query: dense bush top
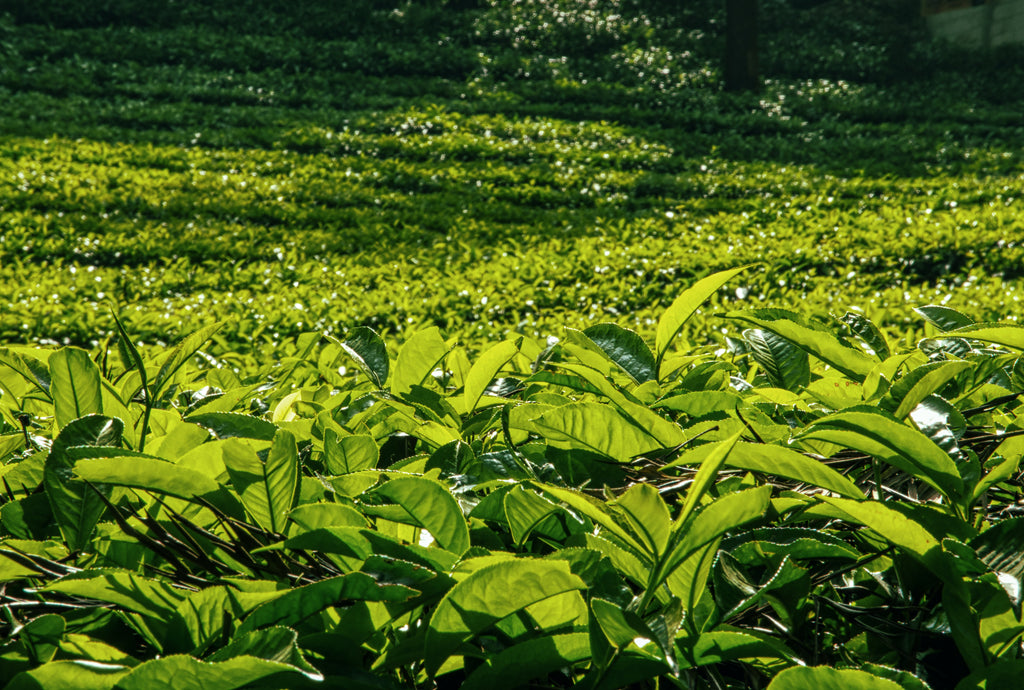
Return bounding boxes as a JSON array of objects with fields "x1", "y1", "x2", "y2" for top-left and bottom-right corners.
[
  {"x1": 0, "y1": 0, "x2": 1022, "y2": 361},
  {"x1": 1, "y1": 271, "x2": 1024, "y2": 689}
]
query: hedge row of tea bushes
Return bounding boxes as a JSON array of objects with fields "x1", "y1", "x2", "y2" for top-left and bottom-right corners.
[
  {"x1": 0, "y1": 0, "x2": 1022, "y2": 362},
  {"x1": 1, "y1": 268, "x2": 1024, "y2": 689}
]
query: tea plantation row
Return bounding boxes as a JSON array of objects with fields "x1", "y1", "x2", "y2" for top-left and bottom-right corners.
[{"x1": 0, "y1": 0, "x2": 1022, "y2": 362}]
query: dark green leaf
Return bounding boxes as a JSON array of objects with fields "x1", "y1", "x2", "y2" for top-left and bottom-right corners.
[
  {"x1": 337, "y1": 326, "x2": 389, "y2": 388},
  {"x1": 840, "y1": 312, "x2": 891, "y2": 360},
  {"x1": 955, "y1": 660, "x2": 1024, "y2": 690},
  {"x1": 19, "y1": 613, "x2": 65, "y2": 664},
  {"x1": 503, "y1": 485, "x2": 575, "y2": 547},
  {"x1": 972, "y1": 518, "x2": 1024, "y2": 581},
  {"x1": 583, "y1": 323, "x2": 657, "y2": 384},
  {"x1": 425, "y1": 440, "x2": 475, "y2": 474},
  {"x1": 916, "y1": 305, "x2": 975, "y2": 332},
  {"x1": 742, "y1": 328, "x2": 810, "y2": 392},
  {"x1": 45, "y1": 415, "x2": 123, "y2": 552},
  {"x1": 461, "y1": 633, "x2": 591, "y2": 690}
]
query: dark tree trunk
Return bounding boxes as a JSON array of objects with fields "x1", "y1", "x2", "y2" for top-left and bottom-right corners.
[{"x1": 724, "y1": 0, "x2": 760, "y2": 92}]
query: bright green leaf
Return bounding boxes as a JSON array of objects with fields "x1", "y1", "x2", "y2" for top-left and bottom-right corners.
[
  {"x1": 5, "y1": 660, "x2": 128, "y2": 690},
  {"x1": 766, "y1": 665, "x2": 906, "y2": 689},
  {"x1": 531, "y1": 402, "x2": 663, "y2": 461},
  {"x1": 49, "y1": 348, "x2": 103, "y2": 429},
  {"x1": 727, "y1": 311, "x2": 877, "y2": 381},
  {"x1": 373, "y1": 476, "x2": 470, "y2": 555},
  {"x1": 656, "y1": 265, "x2": 751, "y2": 377},
  {"x1": 222, "y1": 430, "x2": 299, "y2": 534},
  {"x1": 238, "y1": 572, "x2": 415, "y2": 634},
  {"x1": 464, "y1": 338, "x2": 521, "y2": 414},
  {"x1": 799, "y1": 409, "x2": 963, "y2": 502},
  {"x1": 115, "y1": 654, "x2": 319, "y2": 690},
  {"x1": 613, "y1": 483, "x2": 671, "y2": 557},
  {"x1": 665, "y1": 440, "x2": 864, "y2": 499},
  {"x1": 151, "y1": 323, "x2": 223, "y2": 401},
  {"x1": 425, "y1": 559, "x2": 586, "y2": 674},
  {"x1": 323, "y1": 430, "x2": 378, "y2": 474},
  {"x1": 391, "y1": 327, "x2": 448, "y2": 396}
]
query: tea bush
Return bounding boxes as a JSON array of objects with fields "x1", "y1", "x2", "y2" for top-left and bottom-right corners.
[{"x1": 1, "y1": 269, "x2": 1023, "y2": 689}]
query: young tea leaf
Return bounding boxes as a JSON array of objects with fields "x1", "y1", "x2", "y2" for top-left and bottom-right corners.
[
  {"x1": 464, "y1": 338, "x2": 521, "y2": 414},
  {"x1": 530, "y1": 401, "x2": 664, "y2": 462},
  {"x1": 114, "y1": 654, "x2": 322, "y2": 690},
  {"x1": 323, "y1": 430, "x2": 379, "y2": 474},
  {"x1": 151, "y1": 323, "x2": 224, "y2": 401},
  {"x1": 656, "y1": 265, "x2": 751, "y2": 378},
  {"x1": 766, "y1": 665, "x2": 907, "y2": 689},
  {"x1": 390, "y1": 327, "x2": 448, "y2": 396},
  {"x1": 727, "y1": 311, "x2": 876, "y2": 381},
  {"x1": 664, "y1": 440, "x2": 864, "y2": 499},
  {"x1": 915, "y1": 305, "x2": 975, "y2": 332},
  {"x1": 49, "y1": 347, "x2": 104, "y2": 429},
  {"x1": 799, "y1": 409, "x2": 964, "y2": 503},
  {"x1": 222, "y1": 430, "x2": 300, "y2": 534}
]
